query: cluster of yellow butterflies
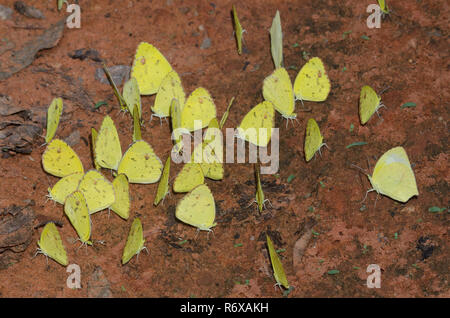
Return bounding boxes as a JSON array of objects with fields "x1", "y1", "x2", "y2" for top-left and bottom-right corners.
[{"x1": 36, "y1": 1, "x2": 417, "y2": 293}]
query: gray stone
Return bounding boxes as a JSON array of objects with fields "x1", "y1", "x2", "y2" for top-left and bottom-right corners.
[
  {"x1": 0, "y1": 5, "x2": 13, "y2": 20},
  {"x1": 95, "y1": 65, "x2": 130, "y2": 86}
]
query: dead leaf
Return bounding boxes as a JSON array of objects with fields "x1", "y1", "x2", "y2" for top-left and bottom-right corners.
[
  {"x1": 0, "y1": 19, "x2": 65, "y2": 81},
  {"x1": 293, "y1": 217, "x2": 317, "y2": 272}
]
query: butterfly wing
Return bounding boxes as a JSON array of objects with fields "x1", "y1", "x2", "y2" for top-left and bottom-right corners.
[
  {"x1": 232, "y1": 5, "x2": 243, "y2": 55},
  {"x1": 110, "y1": 174, "x2": 130, "y2": 219},
  {"x1": 153, "y1": 70, "x2": 186, "y2": 118},
  {"x1": 95, "y1": 115, "x2": 122, "y2": 170},
  {"x1": 45, "y1": 97, "x2": 63, "y2": 144},
  {"x1": 130, "y1": 42, "x2": 173, "y2": 95},
  {"x1": 78, "y1": 170, "x2": 115, "y2": 214},
  {"x1": 369, "y1": 147, "x2": 418, "y2": 202},
  {"x1": 42, "y1": 139, "x2": 84, "y2": 177},
  {"x1": 154, "y1": 156, "x2": 171, "y2": 206},
  {"x1": 262, "y1": 67, "x2": 295, "y2": 118},
  {"x1": 359, "y1": 85, "x2": 381, "y2": 125},
  {"x1": 38, "y1": 222, "x2": 68, "y2": 266},
  {"x1": 175, "y1": 184, "x2": 216, "y2": 231},
  {"x1": 173, "y1": 162, "x2": 205, "y2": 193},
  {"x1": 48, "y1": 172, "x2": 84, "y2": 204},
  {"x1": 181, "y1": 87, "x2": 217, "y2": 132},
  {"x1": 122, "y1": 218, "x2": 146, "y2": 264},
  {"x1": 64, "y1": 191, "x2": 91, "y2": 244},
  {"x1": 293, "y1": 57, "x2": 330, "y2": 102},
  {"x1": 118, "y1": 140, "x2": 163, "y2": 184},
  {"x1": 269, "y1": 10, "x2": 283, "y2": 69},
  {"x1": 123, "y1": 77, "x2": 142, "y2": 118},
  {"x1": 304, "y1": 118, "x2": 323, "y2": 162},
  {"x1": 266, "y1": 235, "x2": 290, "y2": 289},
  {"x1": 91, "y1": 128, "x2": 101, "y2": 170},
  {"x1": 236, "y1": 101, "x2": 275, "y2": 147}
]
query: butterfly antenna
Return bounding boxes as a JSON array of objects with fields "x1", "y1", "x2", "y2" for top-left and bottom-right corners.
[
  {"x1": 378, "y1": 85, "x2": 390, "y2": 96},
  {"x1": 350, "y1": 163, "x2": 367, "y2": 174}
]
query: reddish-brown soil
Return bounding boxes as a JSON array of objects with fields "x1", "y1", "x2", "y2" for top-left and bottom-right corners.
[{"x1": 0, "y1": 0, "x2": 448, "y2": 297}]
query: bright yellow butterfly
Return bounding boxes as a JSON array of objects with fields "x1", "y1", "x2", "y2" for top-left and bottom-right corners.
[
  {"x1": 36, "y1": 222, "x2": 68, "y2": 266},
  {"x1": 47, "y1": 172, "x2": 83, "y2": 204},
  {"x1": 45, "y1": 97, "x2": 63, "y2": 144},
  {"x1": 366, "y1": 146, "x2": 418, "y2": 203},
  {"x1": 91, "y1": 128, "x2": 100, "y2": 170},
  {"x1": 180, "y1": 87, "x2": 217, "y2": 132},
  {"x1": 130, "y1": 42, "x2": 173, "y2": 95},
  {"x1": 232, "y1": 5, "x2": 244, "y2": 55},
  {"x1": 95, "y1": 115, "x2": 122, "y2": 171},
  {"x1": 304, "y1": 118, "x2": 328, "y2": 162},
  {"x1": 378, "y1": 0, "x2": 390, "y2": 14},
  {"x1": 173, "y1": 162, "x2": 205, "y2": 193},
  {"x1": 102, "y1": 63, "x2": 127, "y2": 112},
  {"x1": 152, "y1": 70, "x2": 186, "y2": 120},
  {"x1": 110, "y1": 174, "x2": 130, "y2": 220},
  {"x1": 254, "y1": 164, "x2": 269, "y2": 213},
  {"x1": 293, "y1": 57, "x2": 330, "y2": 102},
  {"x1": 154, "y1": 156, "x2": 171, "y2": 206},
  {"x1": 64, "y1": 191, "x2": 92, "y2": 246},
  {"x1": 176, "y1": 184, "x2": 217, "y2": 232},
  {"x1": 263, "y1": 67, "x2": 296, "y2": 120},
  {"x1": 42, "y1": 139, "x2": 84, "y2": 178},
  {"x1": 236, "y1": 101, "x2": 275, "y2": 147},
  {"x1": 132, "y1": 104, "x2": 142, "y2": 142},
  {"x1": 266, "y1": 234, "x2": 290, "y2": 289},
  {"x1": 122, "y1": 218, "x2": 147, "y2": 265},
  {"x1": 123, "y1": 77, "x2": 142, "y2": 118},
  {"x1": 170, "y1": 98, "x2": 188, "y2": 153},
  {"x1": 359, "y1": 85, "x2": 385, "y2": 125},
  {"x1": 219, "y1": 96, "x2": 235, "y2": 129},
  {"x1": 118, "y1": 140, "x2": 163, "y2": 184},
  {"x1": 77, "y1": 170, "x2": 115, "y2": 214},
  {"x1": 190, "y1": 118, "x2": 224, "y2": 180},
  {"x1": 269, "y1": 10, "x2": 283, "y2": 69}
]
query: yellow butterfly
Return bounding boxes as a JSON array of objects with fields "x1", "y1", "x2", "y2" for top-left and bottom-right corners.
[
  {"x1": 95, "y1": 115, "x2": 122, "y2": 171},
  {"x1": 45, "y1": 97, "x2": 63, "y2": 144},
  {"x1": 35, "y1": 222, "x2": 68, "y2": 266},
  {"x1": 47, "y1": 172, "x2": 84, "y2": 204},
  {"x1": 110, "y1": 174, "x2": 130, "y2": 220},
  {"x1": 91, "y1": 128, "x2": 100, "y2": 170},
  {"x1": 190, "y1": 118, "x2": 224, "y2": 180},
  {"x1": 42, "y1": 139, "x2": 84, "y2": 178},
  {"x1": 64, "y1": 191, "x2": 92, "y2": 246},
  {"x1": 122, "y1": 218, "x2": 148, "y2": 265},
  {"x1": 366, "y1": 146, "x2": 418, "y2": 203},
  {"x1": 359, "y1": 85, "x2": 386, "y2": 125},
  {"x1": 269, "y1": 10, "x2": 283, "y2": 69},
  {"x1": 378, "y1": 0, "x2": 390, "y2": 15},
  {"x1": 255, "y1": 164, "x2": 269, "y2": 213},
  {"x1": 77, "y1": 170, "x2": 115, "y2": 214},
  {"x1": 176, "y1": 184, "x2": 216, "y2": 232},
  {"x1": 266, "y1": 234, "x2": 290, "y2": 289},
  {"x1": 152, "y1": 70, "x2": 186, "y2": 120},
  {"x1": 130, "y1": 42, "x2": 173, "y2": 95},
  {"x1": 232, "y1": 5, "x2": 244, "y2": 55},
  {"x1": 293, "y1": 57, "x2": 331, "y2": 102},
  {"x1": 102, "y1": 63, "x2": 127, "y2": 112},
  {"x1": 304, "y1": 118, "x2": 328, "y2": 162},
  {"x1": 118, "y1": 140, "x2": 163, "y2": 184},
  {"x1": 173, "y1": 162, "x2": 205, "y2": 193},
  {"x1": 263, "y1": 67, "x2": 296, "y2": 121},
  {"x1": 236, "y1": 101, "x2": 275, "y2": 147},
  {"x1": 154, "y1": 156, "x2": 171, "y2": 206},
  {"x1": 180, "y1": 87, "x2": 217, "y2": 132},
  {"x1": 170, "y1": 98, "x2": 191, "y2": 153},
  {"x1": 219, "y1": 96, "x2": 235, "y2": 129},
  {"x1": 132, "y1": 104, "x2": 142, "y2": 142},
  {"x1": 123, "y1": 77, "x2": 142, "y2": 119}
]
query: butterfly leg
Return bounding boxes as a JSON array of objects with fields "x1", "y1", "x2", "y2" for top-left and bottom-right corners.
[
  {"x1": 273, "y1": 282, "x2": 283, "y2": 292},
  {"x1": 360, "y1": 188, "x2": 377, "y2": 204}
]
